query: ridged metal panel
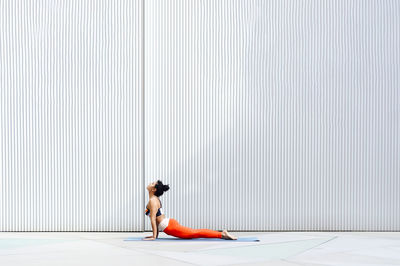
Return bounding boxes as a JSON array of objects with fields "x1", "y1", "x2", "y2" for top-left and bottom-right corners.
[
  {"x1": 144, "y1": 0, "x2": 399, "y2": 231},
  {"x1": 0, "y1": 0, "x2": 143, "y2": 231},
  {"x1": 1, "y1": 0, "x2": 399, "y2": 232}
]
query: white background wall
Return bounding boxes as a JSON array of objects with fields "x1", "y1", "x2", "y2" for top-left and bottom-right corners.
[
  {"x1": 1, "y1": 0, "x2": 399, "y2": 231},
  {"x1": 0, "y1": 0, "x2": 143, "y2": 231},
  {"x1": 144, "y1": 0, "x2": 399, "y2": 231}
]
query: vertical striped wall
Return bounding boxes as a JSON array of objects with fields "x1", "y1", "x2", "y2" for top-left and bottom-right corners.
[
  {"x1": 1, "y1": 0, "x2": 399, "y2": 232},
  {"x1": 144, "y1": 0, "x2": 399, "y2": 231},
  {"x1": 0, "y1": 0, "x2": 143, "y2": 231}
]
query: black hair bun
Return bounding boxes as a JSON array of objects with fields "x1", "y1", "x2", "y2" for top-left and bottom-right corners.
[
  {"x1": 163, "y1": 184, "x2": 170, "y2": 192},
  {"x1": 155, "y1": 180, "x2": 170, "y2": 197}
]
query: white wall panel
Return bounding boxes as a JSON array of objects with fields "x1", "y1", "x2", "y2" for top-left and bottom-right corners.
[
  {"x1": 144, "y1": 0, "x2": 399, "y2": 231},
  {"x1": 0, "y1": 0, "x2": 143, "y2": 231},
  {"x1": 1, "y1": 0, "x2": 399, "y2": 232}
]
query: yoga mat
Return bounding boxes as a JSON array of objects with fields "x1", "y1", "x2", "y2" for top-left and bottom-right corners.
[{"x1": 124, "y1": 237, "x2": 259, "y2": 242}]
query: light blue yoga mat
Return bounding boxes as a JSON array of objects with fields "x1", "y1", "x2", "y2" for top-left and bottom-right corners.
[{"x1": 124, "y1": 237, "x2": 259, "y2": 242}]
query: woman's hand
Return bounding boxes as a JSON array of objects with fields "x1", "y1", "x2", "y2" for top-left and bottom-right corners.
[
  {"x1": 143, "y1": 237, "x2": 156, "y2": 241},
  {"x1": 143, "y1": 235, "x2": 153, "y2": 238}
]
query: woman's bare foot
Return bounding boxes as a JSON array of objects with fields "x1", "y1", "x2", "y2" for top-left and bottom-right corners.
[{"x1": 221, "y1": 229, "x2": 238, "y2": 240}]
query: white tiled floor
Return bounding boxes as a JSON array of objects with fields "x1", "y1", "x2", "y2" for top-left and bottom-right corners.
[{"x1": 1, "y1": 232, "x2": 399, "y2": 266}]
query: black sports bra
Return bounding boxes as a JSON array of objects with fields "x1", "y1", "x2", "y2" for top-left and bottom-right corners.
[{"x1": 145, "y1": 198, "x2": 164, "y2": 217}]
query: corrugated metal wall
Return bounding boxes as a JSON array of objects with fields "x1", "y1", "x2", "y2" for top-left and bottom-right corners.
[
  {"x1": 1, "y1": 0, "x2": 399, "y2": 231},
  {"x1": 0, "y1": 0, "x2": 143, "y2": 231},
  {"x1": 144, "y1": 0, "x2": 399, "y2": 231}
]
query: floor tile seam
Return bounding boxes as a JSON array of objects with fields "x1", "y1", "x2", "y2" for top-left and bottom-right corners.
[
  {"x1": 283, "y1": 236, "x2": 338, "y2": 260},
  {"x1": 131, "y1": 245, "x2": 275, "y2": 266},
  {"x1": 193, "y1": 236, "x2": 338, "y2": 252},
  {"x1": 86, "y1": 238, "x2": 197, "y2": 265},
  {"x1": 222, "y1": 257, "x2": 294, "y2": 266},
  {"x1": 308, "y1": 242, "x2": 400, "y2": 255}
]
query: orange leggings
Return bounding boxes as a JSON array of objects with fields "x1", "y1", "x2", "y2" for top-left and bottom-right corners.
[{"x1": 163, "y1": 218, "x2": 222, "y2": 239}]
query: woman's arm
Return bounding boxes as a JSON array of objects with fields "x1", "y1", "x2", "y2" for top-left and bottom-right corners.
[{"x1": 149, "y1": 201, "x2": 158, "y2": 239}]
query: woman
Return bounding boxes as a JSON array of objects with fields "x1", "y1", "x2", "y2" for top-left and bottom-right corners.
[{"x1": 143, "y1": 180, "x2": 237, "y2": 240}]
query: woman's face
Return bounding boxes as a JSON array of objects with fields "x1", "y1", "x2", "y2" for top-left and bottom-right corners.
[{"x1": 147, "y1": 181, "x2": 157, "y2": 192}]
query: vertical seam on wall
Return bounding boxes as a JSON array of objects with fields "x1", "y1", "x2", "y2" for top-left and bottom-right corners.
[{"x1": 142, "y1": 0, "x2": 145, "y2": 232}]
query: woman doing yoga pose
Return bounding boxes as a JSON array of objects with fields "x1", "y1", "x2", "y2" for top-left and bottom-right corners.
[{"x1": 142, "y1": 180, "x2": 237, "y2": 240}]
